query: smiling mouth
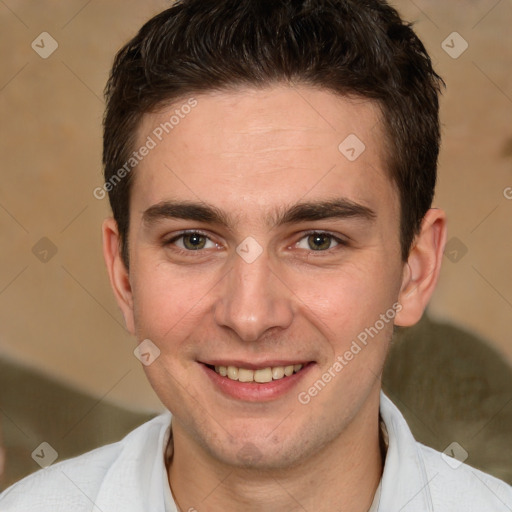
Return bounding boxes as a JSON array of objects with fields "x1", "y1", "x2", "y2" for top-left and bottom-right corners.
[{"x1": 205, "y1": 363, "x2": 307, "y2": 383}]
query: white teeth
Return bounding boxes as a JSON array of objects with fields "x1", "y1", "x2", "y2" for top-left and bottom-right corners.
[
  {"x1": 284, "y1": 365, "x2": 294, "y2": 377},
  {"x1": 254, "y1": 367, "x2": 273, "y2": 383},
  {"x1": 227, "y1": 366, "x2": 239, "y2": 380},
  {"x1": 213, "y1": 363, "x2": 304, "y2": 382},
  {"x1": 271, "y1": 366, "x2": 285, "y2": 380},
  {"x1": 238, "y1": 368, "x2": 254, "y2": 382}
]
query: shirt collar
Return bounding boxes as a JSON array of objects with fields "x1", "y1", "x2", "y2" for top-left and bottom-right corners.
[
  {"x1": 373, "y1": 391, "x2": 435, "y2": 511},
  {"x1": 96, "y1": 391, "x2": 434, "y2": 511}
]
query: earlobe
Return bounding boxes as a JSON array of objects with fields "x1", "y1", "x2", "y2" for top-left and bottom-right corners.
[
  {"x1": 395, "y1": 208, "x2": 447, "y2": 327},
  {"x1": 102, "y1": 217, "x2": 136, "y2": 334}
]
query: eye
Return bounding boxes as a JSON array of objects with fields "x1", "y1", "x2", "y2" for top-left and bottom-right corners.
[
  {"x1": 295, "y1": 232, "x2": 345, "y2": 251},
  {"x1": 167, "y1": 231, "x2": 217, "y2": 251}
]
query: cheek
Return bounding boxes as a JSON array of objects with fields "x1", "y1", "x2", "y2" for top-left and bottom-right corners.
[
  {"x1": 290, "y1": 256, "x2": 401, "y2": 349},
  {"x1": 131, "y1": 262, "x2": 214, "y2": 344}
]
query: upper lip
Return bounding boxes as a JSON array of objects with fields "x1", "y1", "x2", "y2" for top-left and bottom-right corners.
[{"x1": 200, "y1": 360, "x2": 312, "y2": 370}]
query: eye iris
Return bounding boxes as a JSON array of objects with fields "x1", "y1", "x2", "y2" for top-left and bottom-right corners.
[
  {"x1": 308, "y1": 233, "x2": 331, "y2": 251},
  {"x1": 183, "y1": 233, "x2": 206, "y2": 250}
]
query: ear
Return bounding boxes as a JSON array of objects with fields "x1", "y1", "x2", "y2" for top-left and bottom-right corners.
[
  {"x1": 394, "y1": 208, "x2": 447, "y2": 327},
  {"x1": 102, "y1": 217, "x2": 135, "y2": 334}
]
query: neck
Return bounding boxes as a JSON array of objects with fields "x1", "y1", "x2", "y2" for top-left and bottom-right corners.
[{"x1": 168, "y1": 392, "x2": 383, "y2": 512}]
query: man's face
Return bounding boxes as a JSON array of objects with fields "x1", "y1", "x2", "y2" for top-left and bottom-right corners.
[{"x1": 122, "y1": 86, "x2": 405, "y2": 468}]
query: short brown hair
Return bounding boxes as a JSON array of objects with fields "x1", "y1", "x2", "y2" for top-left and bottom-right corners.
[{"x1": 103, "y1": 0, "x2": 444, "y2": 268}]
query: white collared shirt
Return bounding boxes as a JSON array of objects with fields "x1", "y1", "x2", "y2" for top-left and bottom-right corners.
[{"x1": 1, "y1": 391, "x2": 511, "y2": 511}]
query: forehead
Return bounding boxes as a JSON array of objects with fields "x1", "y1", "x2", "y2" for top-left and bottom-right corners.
[{"x1": 130, "y1": 85, "x2": 396, "y2": 223}]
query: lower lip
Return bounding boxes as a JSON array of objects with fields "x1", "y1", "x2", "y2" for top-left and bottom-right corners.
[{"x1": 201, "y1": 363, "x2": 314, "y2": 402}]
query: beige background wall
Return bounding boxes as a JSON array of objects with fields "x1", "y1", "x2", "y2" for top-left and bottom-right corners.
[{"x1": 1, "y1": 0, "x2": 511, "y2": 413}]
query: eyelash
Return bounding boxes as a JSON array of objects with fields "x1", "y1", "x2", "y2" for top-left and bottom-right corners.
[{"x1": 163, "y1": 230, "x2": 348, "y2": 255}]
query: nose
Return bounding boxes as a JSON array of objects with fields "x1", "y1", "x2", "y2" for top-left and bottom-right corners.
[{"x1": 213, "y1": 247, "x2": 294, "y2": 342}]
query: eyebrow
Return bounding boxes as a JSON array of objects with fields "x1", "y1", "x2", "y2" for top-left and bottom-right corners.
[{"x1": 141, "y1": 197, "x2": 376, "y2": 230}]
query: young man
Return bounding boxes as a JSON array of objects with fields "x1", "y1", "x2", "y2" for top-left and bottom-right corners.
[{"x1": 1, "y1": 0, "x2": 511, "y2": 510}]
